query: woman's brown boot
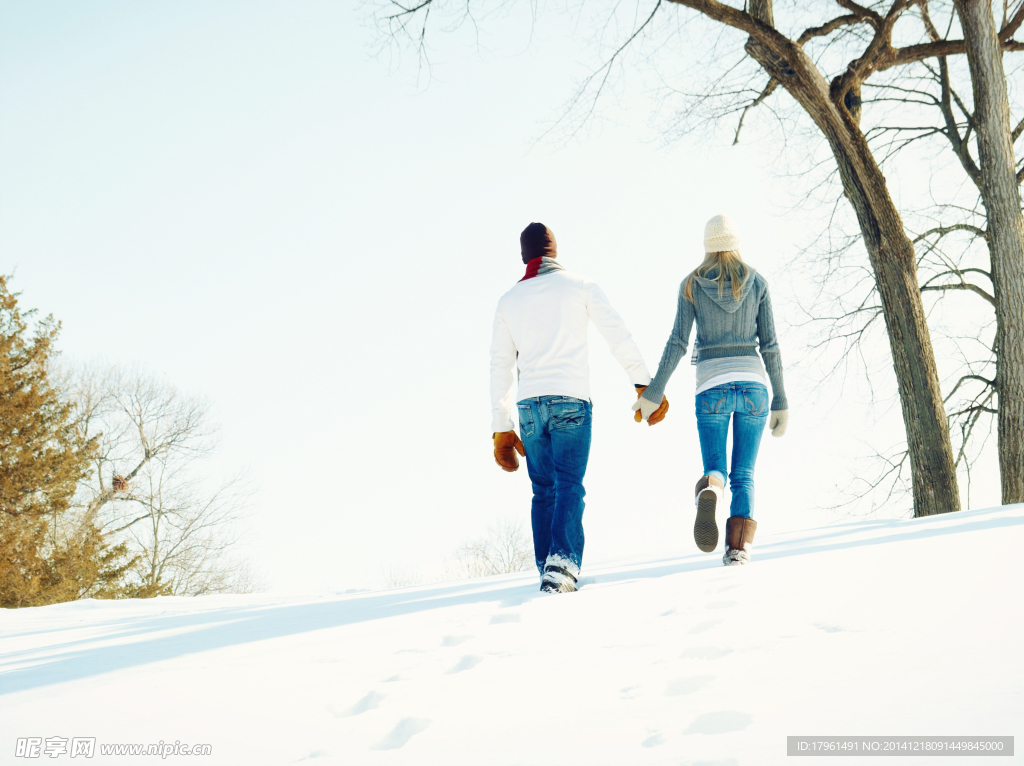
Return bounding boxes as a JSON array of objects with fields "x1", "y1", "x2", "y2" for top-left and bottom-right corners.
[
  {"x1": 723, "y1": 517, "x2": 757, "y2": 565},
  {"x1": 693, "y1": 475, "x2": 725, "y2": 552}
]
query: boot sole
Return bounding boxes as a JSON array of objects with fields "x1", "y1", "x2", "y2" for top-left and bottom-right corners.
[
  {"x1": 694, "y1": 490, "x2": 719, "y2": 552},
  {"x1": 540, "y1": 580, "x2": 577, "y2": 593}
]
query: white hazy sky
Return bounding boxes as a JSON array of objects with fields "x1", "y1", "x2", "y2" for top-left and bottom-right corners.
[{"x1": 0, "y1": 1, "x2": 999, "y2": 592}]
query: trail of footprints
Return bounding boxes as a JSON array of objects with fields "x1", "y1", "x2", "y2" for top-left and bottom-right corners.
[
  {"x1": 336, "y1": 607, "x2": 523, "y2": 751},
  {"x1": 336, "y1": 578, "x2": 758, "y2": 754},
  {"x1": 640, "y1": 577, "x2": 754, "y2": 750}
]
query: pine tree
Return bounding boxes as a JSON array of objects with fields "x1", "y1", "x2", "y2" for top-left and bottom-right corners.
[{"x1": 0, "y1": 276, "x2": 144, "y2": 607}]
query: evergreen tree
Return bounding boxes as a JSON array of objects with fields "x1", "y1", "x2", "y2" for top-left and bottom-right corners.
[{"x1": 0, "y1": 276, "x2": 145, "y2": 607}]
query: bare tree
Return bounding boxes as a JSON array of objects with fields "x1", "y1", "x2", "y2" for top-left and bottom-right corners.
[
  {"x1": 953, "y1": 0, "x2": 1024, "y2": 503},
  {"x1": 117, "y1": 463, "x2": 257, "y2": 596},
  {"x1": 662, "y1": 0, "x2": 976, "y2": 517},
  {"x1": 375, "y1": 0, "x2": 993, "y2": 517},
  {"x1": 447, "y1": 518, "x2": 533, "y2": 579},
  {"x1": 62, "y1": 363, "x2": 260, "y2": 595},
  {"x1": 772, "y1": 2, "x2": 1023, "y2": 507}
]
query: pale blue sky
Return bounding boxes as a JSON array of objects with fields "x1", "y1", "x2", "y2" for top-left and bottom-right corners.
[{"x1": 1, "y1": 1, "x2": 997, "y2": 591}]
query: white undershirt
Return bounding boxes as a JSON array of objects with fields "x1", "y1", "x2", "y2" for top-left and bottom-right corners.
[{"x1": 694, "y1": 356, "x2": 767, "y2": 395}]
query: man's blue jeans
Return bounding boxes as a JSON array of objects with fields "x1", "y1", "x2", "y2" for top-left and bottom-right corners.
[
  {"x1": 517, "y1": 395, "x2": 593, "y2": 574},
  {"x1": 695, "y1": 382, "x2": 769, "y2": 519}
]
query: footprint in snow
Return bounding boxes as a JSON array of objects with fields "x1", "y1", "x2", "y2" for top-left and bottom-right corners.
[
  {"x1": 689, "y1": 620, "x2": 724, "y2": 634},
  {"x1": 665, "y1": 675, "x2": 716, "y2": 696},
  {"x1": 679, "y1": 646, "x2": 732, "y2": 660},
  {"x1": 814, "y1": 623, "x2": 846, "y2": 633},
  {"x1": 334, "y1": 691, "x2": 384, "y2": 717},
  {"x1": 683, "y1": 711, "x2": 753, "y2": 735},
  {"x1": 441, "y1": 635, "x2": 472, "y2": 646},
  {"x1": 371, "y1": 718, "x2": 431, "y2": 750},
  {"x1": 490, "y1": 613, "x2": 521, "y2": 624},
  {"x1": 704, "y1": 583, "x2": 740, "y2": 595},
  {"x1": 660, "y1": 608, "x2": 678, "y2": 617},
  {"x1": 292, "y1": 750, "x2": 330, "y2": 762},
  {"x1": 446, "y1": 655, "x2": 483, "y2": 674},
  {"x1": 499, "y1": 594, "x2": 530, "y2": 608},
  {"x1": 705, "y1": 600, "x2": 738, "y2": 610},
  {"x1": 642, "y1": 732, "x2": 666, "y2": 748},
  {"x1": 619, "y1": 686, "x2": 639, "y2": 699},
  {"x1": 384, "y1": 674, "x2": 402, "y2": 682}
]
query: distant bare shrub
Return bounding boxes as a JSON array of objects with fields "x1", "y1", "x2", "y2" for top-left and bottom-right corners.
[
  {"x1": 447, "y1": 518, "x2": 533, "y2": 579},
  {"x1": 377, "y1": 519, "x2": 533, "y2": 590},
  {"x1": 379, "y1": 565, "x2": 423, "y2": 589}
]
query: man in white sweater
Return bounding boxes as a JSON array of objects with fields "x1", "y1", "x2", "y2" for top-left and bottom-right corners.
[{"x1": 490, "y1": 223, "x2": 668, "y2": 593}]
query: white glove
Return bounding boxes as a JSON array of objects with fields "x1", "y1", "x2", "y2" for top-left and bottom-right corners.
[
  {"x1": 631, "y1": 396, "x2": 660, "y2": 422},
  {"x1": 769, "y1": 410, "x2": 788, "y2": 437}
]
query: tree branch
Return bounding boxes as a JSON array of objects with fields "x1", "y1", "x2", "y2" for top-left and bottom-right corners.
[
  {"x1": 920, "y1": 281, "x2": 997, "y2": 305},
  {"x1": 1000, "y1": 1, "x2": 1024, "y2": 40},
  {"x1": 1011, "y1": 114, "x2": 1024, "y2": 142},
  {"x1": 106, "y1": 511, "x2": 154, "y2": 536},
  {"x1": 944, "y1": 373, "x2": 997, "y2": 403},
  {"x1": 884, "y1": 38, "x2": 1024, "y2": 71},
  {"x1": 835, "y1": 0, "x2": 883, "y2": 27},
  {"x1": 934, "y1": 56, "x2": 982, "y2": 185},
  {"x1": 733, "y1": 78, "x2": 779, "y2": 143},
  {"x1": 543, "y1": 0, "x2": 665, "y2": 141},
  {"x1": 665, "y1": 0, "x2": 785, "y2": 52},
  {"x1": 733, "y1": 11, "x2": 868, "y2": 143},
  {"x1": 798, "y1": 13, "x2": 863, "y2": 44},
  {"x1": 833, "y1": 1, "x2": 913, "y2": 100},
  {"x1": 913, "y1": 223, "x2": 988, "y2": 243}
]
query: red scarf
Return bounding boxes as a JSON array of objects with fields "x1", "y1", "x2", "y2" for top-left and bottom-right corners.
[{"x1": 519, "y1": 256, "x2": 565, "y2": 282}]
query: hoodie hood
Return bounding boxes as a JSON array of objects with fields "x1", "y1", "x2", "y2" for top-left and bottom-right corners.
[{"x1": 693, "y1": 270, "x2": 757, "y2": 314}]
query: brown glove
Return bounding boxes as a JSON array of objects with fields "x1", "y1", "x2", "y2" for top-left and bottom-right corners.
[
  {"x1": 493, "y1": 431, "x2": 526, "y2": 472},
  {"x1": 634, "y1": 386, "x2": 670, "y2": 426}
]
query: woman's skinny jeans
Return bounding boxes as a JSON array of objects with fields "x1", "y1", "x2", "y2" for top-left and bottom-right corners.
[{"x1": 695, "y1": 382, "x2": 769, "y2": 519}]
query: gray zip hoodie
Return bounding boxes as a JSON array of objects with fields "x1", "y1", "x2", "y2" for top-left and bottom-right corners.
[{"x1": 641, "y1": 269, "x2": 787, "y2": 412}]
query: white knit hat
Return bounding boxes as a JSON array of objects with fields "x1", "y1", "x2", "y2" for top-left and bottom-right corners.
[{"x1": 703, "y1": 214, "x2": 741, "y2": 253}]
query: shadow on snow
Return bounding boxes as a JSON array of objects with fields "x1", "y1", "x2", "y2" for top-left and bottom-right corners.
[{"x1": 1, "y1": 504, "x2": 1020, "y2": 696}]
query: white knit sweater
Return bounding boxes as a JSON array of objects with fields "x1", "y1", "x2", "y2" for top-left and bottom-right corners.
[{"x1": 489, "y1": 269, "x2": 651, "y2": 433}]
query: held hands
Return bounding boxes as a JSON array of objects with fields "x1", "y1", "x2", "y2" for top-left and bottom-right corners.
[
  {"x1": 769, "y1": 410, "x2": 789, "y2": 437},
  {"x1": 493, "y1": 431, "x2": 526, "y2": 472},
  {"x1": 632, "y1": 385, "x2": 669, "y2": 426}
]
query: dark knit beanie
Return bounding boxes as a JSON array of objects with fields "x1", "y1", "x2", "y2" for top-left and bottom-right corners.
[{"x1": 520, "y1": 223, "x2": 557, "y2": 263}]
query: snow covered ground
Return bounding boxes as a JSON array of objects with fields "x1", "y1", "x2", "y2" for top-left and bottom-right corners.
[{"x1": 2, "y1": 505, "x2": 1022, "y2": 766}]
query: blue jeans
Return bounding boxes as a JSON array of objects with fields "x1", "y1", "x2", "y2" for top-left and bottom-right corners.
[
  {"x1": 517, "y1": 395, "x2": 593, "y2": 574},
  {"x1": 695, "y1": 382, "x2": 769, "y2": 519}
]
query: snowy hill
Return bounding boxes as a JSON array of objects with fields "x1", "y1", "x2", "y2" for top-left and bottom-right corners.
[{"x1": 2, "y1": 505, "x2": 1022, "y2": 766}]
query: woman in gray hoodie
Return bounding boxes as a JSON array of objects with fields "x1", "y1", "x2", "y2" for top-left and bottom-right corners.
[{"x1": 633, "y1": 214, "x2": 788, "y2": 565}]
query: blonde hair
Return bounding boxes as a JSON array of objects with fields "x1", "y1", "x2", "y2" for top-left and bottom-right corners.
[{"x1": 683, "y1": 250, "x2": 753, "y2": 303}]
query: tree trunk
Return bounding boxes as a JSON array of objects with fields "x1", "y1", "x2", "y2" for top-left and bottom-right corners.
[
  {"x1": 956, "y1": 0, "x2": 1024, "y2": 504},
  {"x1": 741, "y1": 20, "x2": 961, "y2": 516},
  {"x1": 820, "y1": 113, "x2": 961, "y2": 517}
]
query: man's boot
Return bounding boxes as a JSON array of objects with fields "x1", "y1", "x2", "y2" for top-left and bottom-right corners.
[
  {"x1": 723, "y1": 516, "x2": 757, "y2": 566},
  {"x1": 693, "y1": 475, "x2": 725, "y2": 552},
  {"x1": 540, "y1": 555, "x2": 578, "y2": 593}
]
